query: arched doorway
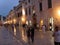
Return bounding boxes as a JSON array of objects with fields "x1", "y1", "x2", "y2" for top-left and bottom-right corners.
[{"x1": 49, "y1": 17, "x2": 54, "y2": 31}]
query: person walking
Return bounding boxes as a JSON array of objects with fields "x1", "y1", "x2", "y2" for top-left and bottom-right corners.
[
  {"x1": 42, "y1": 25, "x2": 46, "y2": 33},
  {"x1": 53, "y1": 26, "x2": 60, "y2": 45},
  {"x1": 26, "y1": 26, "x2": 31, "y2": 43},
  {"x1": 30, "y1": 26, "x2": 35, "y2": 43}
]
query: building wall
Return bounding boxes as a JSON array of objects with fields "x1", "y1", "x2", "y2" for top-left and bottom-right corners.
[
  {"x1": 5, "y1": 0, "x2": 60, "y2": 42},
  {"x1": 35, "y1": 0, "x2": 60, "y2": 30},
  {"x1": 7, "y1": 0, "x2": 60, "y2": 31}
]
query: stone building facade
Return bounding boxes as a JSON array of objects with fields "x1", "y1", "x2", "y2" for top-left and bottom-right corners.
[
  {"x1": 18, "y1": 0, "x2": 60, "y2": 31},
  {"x1": 6, "y1": 0, "x2": 60, "y2": 31},
  {"x1": 5, "y1": 0, "x2": 60, "y2": 42}
]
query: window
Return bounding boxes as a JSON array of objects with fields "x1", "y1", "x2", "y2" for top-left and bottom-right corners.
[
  {"x1": 17, "y1": 12, "x2": 22, "y2": 17},
  {"x1": 39, "y1": 3, "x2": 42, "y2": 11},
  {"x1": 48, "y1": 0, "x2": 52, "y2": 8},
  {"x1": 29, "y1": 8, "x2": 31, "y2": 15},
  {"x1": 18, "y1": 13, "x2": 20, "y2": 17},
  {"x1": 28, "y1": 0, "x2": 30, "y2": 3},
  {"x1": 25, "y1": 9, "x2": 27, "y2": 15}
]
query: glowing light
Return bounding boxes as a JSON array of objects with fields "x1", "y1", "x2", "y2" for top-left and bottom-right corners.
[
  {"x1": 13, "y1": 19, "x2": 16, "y2": 24},
  {"x1": 33, "y1": 10, "x2": 35, "y2": 14},
  {"x1": 26, "y1": 21, "x2": 28, "y2": 25},
  {"x1": 22, "y1": 8, "x2": 25, "y2": 16},
  {"x1": 21, "y1": 16, "x2": 26, "y2": 24},
  {"x1": 10, "y1": 20, "x2": 12, "y2": 23},
  {"x1": 40, "y1": 20, "x2": 43, "y2": 25},
  {"x1": 22, "y1": 29, "x2": 27, "y2": 42},
  {"x1": 29, "y1": 20, "x2": 32, "y2": 26},
  {"x1": 3, "y1": 21, "x2": 8, "y2": 24},
  {"x1": 14, "y1": 25, "x2": 16, "y2": 35},
  {"x1": 57, "y1": 10, "x2": 60, "y2": 15}
]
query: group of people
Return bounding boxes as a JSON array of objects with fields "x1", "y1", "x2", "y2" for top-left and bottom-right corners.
[
  {"x1": 23, "y1": 24, "x2": 60, "y2": 45},
  {"x1": 24, "y1": 25, "x2": 35, "y2": 43}
]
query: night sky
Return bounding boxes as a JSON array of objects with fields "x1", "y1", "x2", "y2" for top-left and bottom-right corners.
[{"x1": 0, "y1": 0, "x2": 19, "y2": 16}]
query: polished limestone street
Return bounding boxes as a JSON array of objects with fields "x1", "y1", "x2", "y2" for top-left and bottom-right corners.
[
  {"x1": 0, "y1": 26, "x2": 23, "y2": 45},
  {"x1": 0, "y1": 26, "x2": 54, "y2": 45}
]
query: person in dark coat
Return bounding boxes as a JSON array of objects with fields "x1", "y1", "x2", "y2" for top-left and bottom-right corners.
[
  {"x1": 26, "y1": 26, "x2": 31, "y2": 43},
  {"x1": 30, "y1": 26, "x2": 34, "y2": 43}
]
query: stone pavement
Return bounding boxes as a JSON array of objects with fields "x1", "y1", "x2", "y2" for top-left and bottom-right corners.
[
  {"x1": 0, "y1": 26, "x2": 54, "y2": 45},
  {"x1": 23, "y1": 30, "x2": 54, "y2": 45},
  {"x1": 0, "y1": 26, "x2": 23, "y2": 45},
  {"x1": 33, "y1": 30, "x2": 54, "y2": 45}
]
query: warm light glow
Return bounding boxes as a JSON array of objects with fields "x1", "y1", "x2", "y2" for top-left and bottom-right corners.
[
  {"x1": 21, "y1": 17, "x2": 25, "y2": 21},
  {"x1": 52, "y1": 7, "x2": 60, "y2": 28},
  {"x1": 40, "y1": 20, "x2": 43, "y2": 26},
  {"x1": 7, "y1": 21, "x2": 10, "y2": 24},
  {"x1": 29, "y1": 20, "x2": 32, "y2": 26},
  {"x1": 26, "y1": 21, "x2": 28, "y2": 25},
  {"x1": 53, "y1": 7, "x2": 60, "y2": 17},
  {"x1": 4, "y1": 20, "x2": 12, "y2": 24},
  {"x1": 22, "y1": 29, "x2": 27, "y2": 42},
  {"x1": 33, "y1": 10, "x2": 35, "y2": 14},
  {"x1": 50, "y1": 17, "x2": 53, "y2": 24},
  {"x1": 10, "y1": 20, "x2": 12, "y2": 23},
  {"x1": 22, "y1": 7, "x2": 25, "y2": 16},
  {"x1": 49, "y1": 17, "x2": 54, "y2": 31},
  {"x1": 13, "y1": 19, "x2": 16, "y2": 24},
  {"x1": 3, "y1": 21, "x2": 8, "y2": 24},
  {"x1": 21, "y1": 16, "x2": 26, "y2": 23},
  {"x1": 14, "y1": 25, "x2": 16, "y2": 35},
  {"x1": 21, "y1": 5, "x2": 26, "y2": 24},
  {"x1": 57, "y1": 10, "x2": 60, "y2": 15}
]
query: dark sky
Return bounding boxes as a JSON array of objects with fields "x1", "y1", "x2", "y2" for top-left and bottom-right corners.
[{"x1": 0, "y1": 0, "x2": 19, "y2": 16}]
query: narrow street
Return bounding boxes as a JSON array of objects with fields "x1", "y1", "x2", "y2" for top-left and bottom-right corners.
[
  {"x1": 0, "y1": 26, "x2": 54, "y2": 45},
  {"x1": 0, "y1": 0, "x2": 60, "y2": 45}
]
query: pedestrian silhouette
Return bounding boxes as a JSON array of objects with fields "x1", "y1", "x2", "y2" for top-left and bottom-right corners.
[
  {"x1": 26, "y1": 25, "x2": 35, "y2": 44},
  {"x1": 26, "y1": 26, "x2": 31, "y2": 43},
  {"x1": 30, "y1": 26, "x2": 34, "y2": 43},
  {"x1": 42, "y1": 25, "x2": 46, "y2": 33},
  {"x1": 53, "y1": 26, "x2": 60, "y2": 45}
]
